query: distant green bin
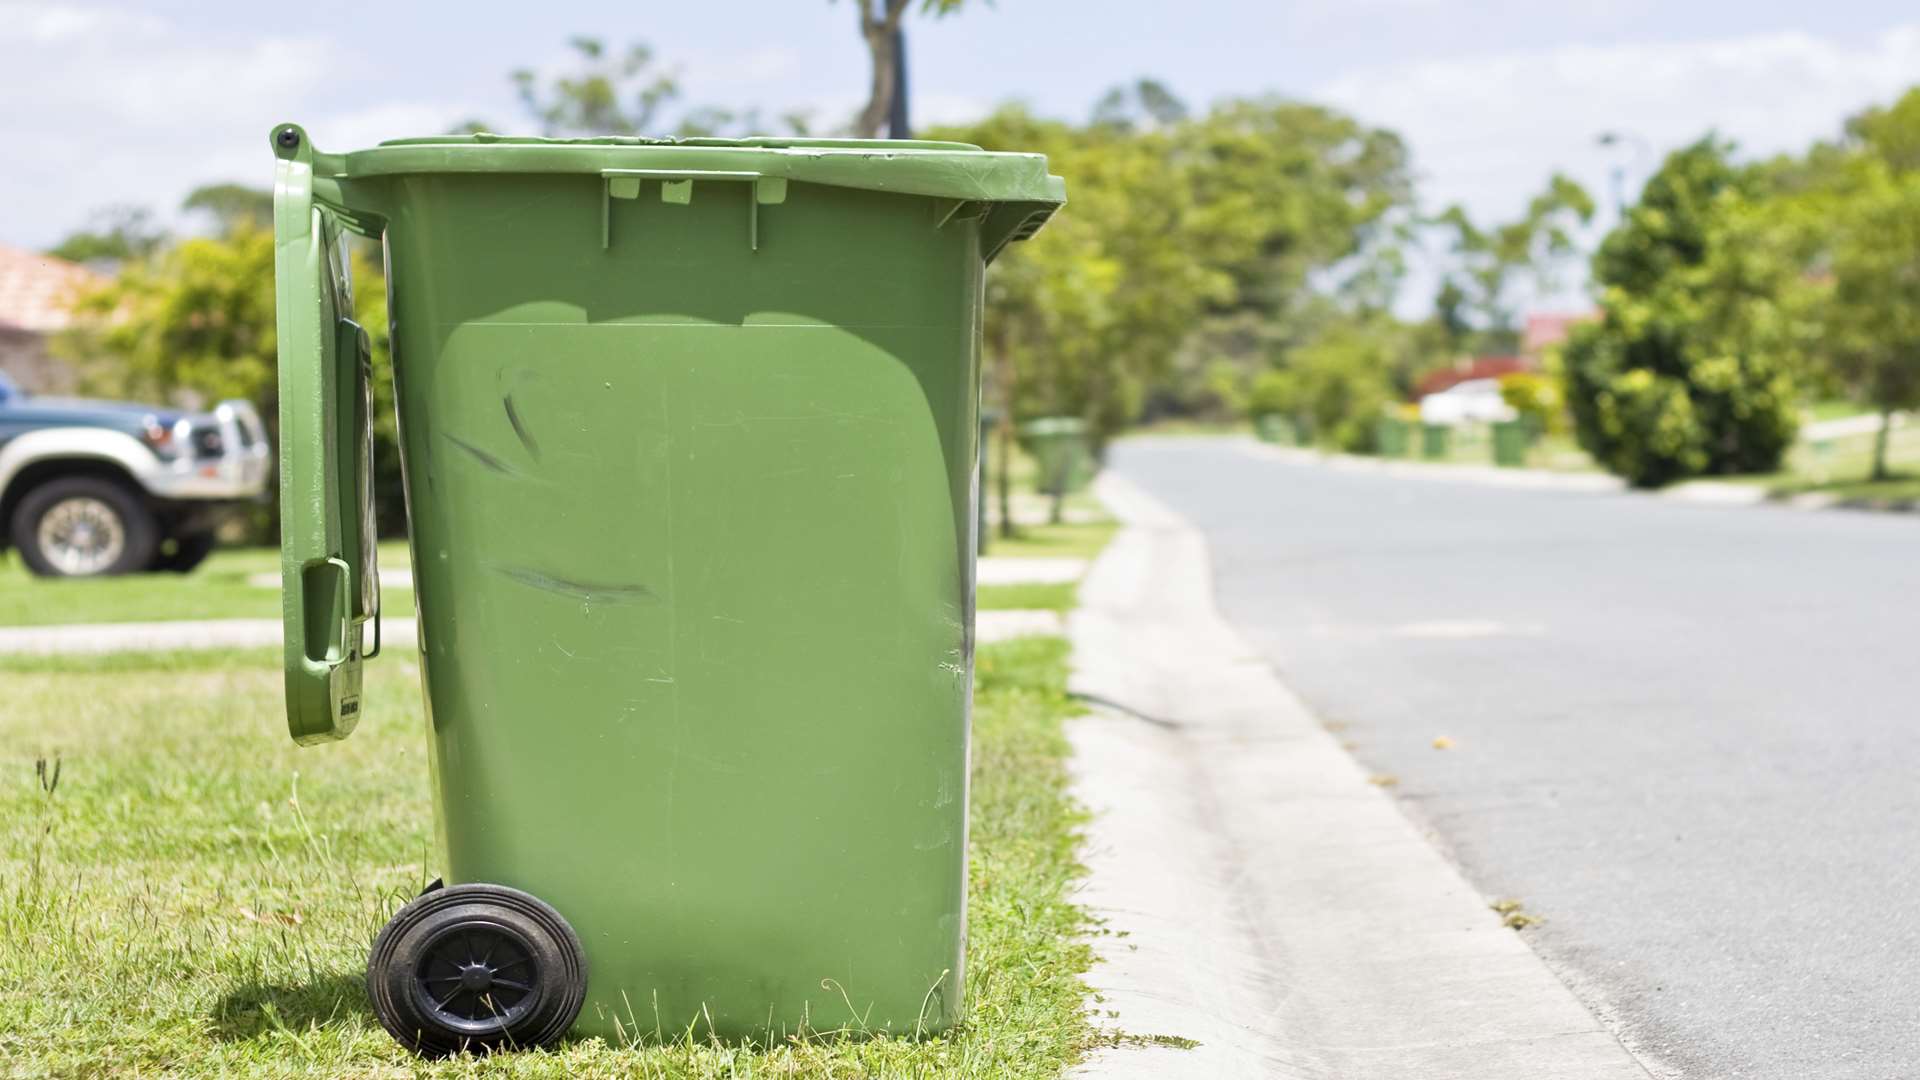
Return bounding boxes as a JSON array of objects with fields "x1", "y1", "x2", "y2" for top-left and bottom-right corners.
[
  {"x1": 978, "y1": 406, "x2": 1002, "y2": 554},
  {"x1": 1254, "y1": 413, "x2": 1292, "y2": 444},
  {"x1": 271, "y1": 124, "x2": 1063, "y2": 1054},
  {"x1": 1020, "y1": 416, "x2": 1095, "y2": 496},
  {"x1": 1421, "y1": 423, "x2": 1451, "y2": 460},
  {"x1": 1492, "y1": 418, "x2": 1531, "y2": 467},
  {"x1": 1375, "y1": 416, "x2": 1411, "y2": 457}
]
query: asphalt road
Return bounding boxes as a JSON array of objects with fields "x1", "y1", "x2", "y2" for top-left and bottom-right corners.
[{"x1": 1112, "y1": 438, "x2": 1920, "y2": 1080}]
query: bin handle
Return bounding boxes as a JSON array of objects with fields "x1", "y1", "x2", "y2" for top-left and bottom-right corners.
[
  {"x1": 598, "y1": 168, "x2": 788, "y2": 251},
  {"x1": 273, "y1": 123, "x2": 377, "y2": 743}
]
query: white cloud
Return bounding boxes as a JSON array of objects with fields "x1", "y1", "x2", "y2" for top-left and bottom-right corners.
[
  {"x1": 0, "y1": 1, "x2": 163, "y2": 43},
  {"x1": 1318, "y1": 24, "x2": 1920, "y2": 226},
  {"x1": 0, "y1": 4, "x2": 476, "y2": 250}
]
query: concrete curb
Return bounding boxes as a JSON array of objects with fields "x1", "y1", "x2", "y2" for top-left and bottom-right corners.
[
  {"x1": 1065, "y1": 473, "x2": 1652, "y2": 1079},
  {"x1": 1232, "y1": 436, "x2": 1920, "y2": 516}
]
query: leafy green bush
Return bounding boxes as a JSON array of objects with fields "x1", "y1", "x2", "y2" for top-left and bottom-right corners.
[
  {"x1": 1255, "y1": 326, "x2": 1397, "y2": 452},
  {"x1": 1497, "y1": 371, "x2": 1565, "y2": 435},
  {"x1": 1563, "y1": 139, "x2": 1804, "y2": 486},
  {"x1": 61, "y1": 229, "x2": 406, "y2": 541}
]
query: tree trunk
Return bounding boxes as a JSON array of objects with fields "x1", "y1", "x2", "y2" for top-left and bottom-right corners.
[
  {"x1": 998, "y1": 399, "x2": 1016, "y2": 539},
  {"x1": 1871, "y1": 405, "x2": 1895, "y2": 481},
  {"x1": 852, "y1": 0, "x2": 908, "y2": 138},
  {"x1": 989, "y1": 325, "x2": 1018, "y2": 539}
]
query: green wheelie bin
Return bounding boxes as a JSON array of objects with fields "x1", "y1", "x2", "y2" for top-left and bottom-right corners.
[
  {"x1": 1491, "y1": 418, "x2": 1531, "y2": 467},
  {"x1": 1374, "y1": 415, "x2": 1410, "y2": 457},
  {"x1": 1420, "y1": 422, "x2": 1451, "y2": 460},
  {"x1": 1019, "y1": 416, "x2": 1093, "y2": 497},
  {"x1": 271, "y1": 124, "x2": 1064, "y2": 1055}
]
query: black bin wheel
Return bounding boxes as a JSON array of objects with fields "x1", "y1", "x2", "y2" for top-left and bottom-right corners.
[{"x1": 367, "y1": 882, "x2": 587, "y2": 1057}]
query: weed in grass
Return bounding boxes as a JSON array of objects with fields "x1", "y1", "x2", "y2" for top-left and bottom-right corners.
[{"x1": 1490, "y1": 898, "x2": 1542, "y2": 931}]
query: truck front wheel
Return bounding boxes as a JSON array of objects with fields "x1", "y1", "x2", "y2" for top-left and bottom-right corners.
[{"x1": 10, "y1": 476, "x2": 159, "y2": 578}]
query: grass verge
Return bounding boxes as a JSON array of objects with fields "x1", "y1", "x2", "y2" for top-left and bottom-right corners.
[
  {"x1": 981, "y1": 522, "x2": 1117, "y2": 561},
  {"x1": 977, "y1": 583, "x2": 1078, "y2": 612},
  {"x1": 0, "y1": 638, "x2": 1095, "y2": 1078},
  {"x1": 0, "y1": 542, "x2": 414, "y2": 627}
]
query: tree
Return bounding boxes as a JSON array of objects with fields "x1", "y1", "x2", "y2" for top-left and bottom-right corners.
[
  {"x1": 929, "y1": 105, "x2": 1236, "y2": 532},
  {"x1": 1177, "y1": 98, "x2": 1413, "y2": 319},
  {"x1": 1844, "y1": 86, "x2": 1920, "y2": 173},
  {"x1": 1564, "y1": 139, "x2": 1807, "y2": 486},
  {"x1": 56, "y1": 226, "x2": 404, "y2": 536},
  {"x1": 1159, "y1": 98, "x2": 1415, "y2": 416},
  {"x1": 47, "y1": 206, "x2": 165, "y2": 268},
  {"x1": 1090, "y1": 78, "x2": 1188, "y2": 132},
  {"x1": 512, "y1": 37, "x2": 681, "y2": 137},
  {"x1": 1255, "y1": 321, "x2": 1399, "y2": 452},
  {"x1": 841, "y1": 0, "x2": 969, "y2": 138},
  {"x1": 1820, "y1": 161, "x2": 1920, "y2": 479},
  {"x1": 504, "y1": 37, "x2": 806, "y2": 139},
  {"x1": 182, "y1": 183, "x2": 272, "y2": 234},
  {"x1": 1434, "y1": 174, "x2": 1595, "y2": 348}
]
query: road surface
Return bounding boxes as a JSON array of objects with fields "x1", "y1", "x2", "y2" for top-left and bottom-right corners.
[{"x1": 1112, "y1": 438, "x2": 1920, "y2": 1080}]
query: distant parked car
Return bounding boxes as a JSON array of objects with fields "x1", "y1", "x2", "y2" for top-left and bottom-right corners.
[
  {"x1": 1418, "y1": 378, "x2": 1518, "y2": 426},
  {"x1": 0, "y1": 371, "x2": 270, "y2": 577}
]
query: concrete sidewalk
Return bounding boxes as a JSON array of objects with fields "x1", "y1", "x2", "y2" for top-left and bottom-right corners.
[{"x1": 1066, "y1": 473, "x2": 1653, "y2": 1079}]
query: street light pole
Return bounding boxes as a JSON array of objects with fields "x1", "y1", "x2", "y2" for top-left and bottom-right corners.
[{"x1": 1596, "y1": 130, "x2": 1651, "y2": 217}]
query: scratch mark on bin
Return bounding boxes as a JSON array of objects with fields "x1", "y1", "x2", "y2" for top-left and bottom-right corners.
[
  {"x1": 503, "y1": 394, "x2": 541, "y2": 461},
  {"x1": 443, "y1": 432, "x2": 522, "y2": 477},
  {"x1": 493, "y1": 565, "x2": 659, "y2": 605}
]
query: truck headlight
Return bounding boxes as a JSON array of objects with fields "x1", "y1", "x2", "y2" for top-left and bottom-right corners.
[{"x1": 140, "y1": 416, "x2": 179, "y2": 458}]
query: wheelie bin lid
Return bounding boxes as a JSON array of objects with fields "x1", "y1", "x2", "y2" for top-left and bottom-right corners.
[
  {"x1": 277, "y1": 127, "x2": 1065, "y2": 259},
  {"x1": 302, "y1": 131, "x2": 1064, "y2": 205}
]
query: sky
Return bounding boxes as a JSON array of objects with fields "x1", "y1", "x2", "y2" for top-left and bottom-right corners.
[{"x1": 6, "y1": 0, "x2": 1920, "y2": 309}]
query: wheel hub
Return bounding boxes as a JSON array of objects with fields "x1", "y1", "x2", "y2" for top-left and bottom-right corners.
[
  {"x1": 458, "y1": 964, "x2": 494, "y2": 993},
  {"x1": 414, "y1": 922, "x2": 539, "y2": 1029},
  {"x1": 37, "y1": 495, "x2": 125, "y2": 575}
]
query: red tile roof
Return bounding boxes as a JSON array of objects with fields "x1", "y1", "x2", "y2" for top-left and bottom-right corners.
[
  {"x1": 1521, "y1": 311, "x2": 1598, "y2": 359},
  {"x1": 0, "y1": 245, "x2": 104, "y2": 334},
  {"x1": 1416, "y1": 356, "x2": 1531, "y2": 398}
]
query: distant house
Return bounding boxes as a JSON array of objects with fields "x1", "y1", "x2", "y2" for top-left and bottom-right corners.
[
  {"x1": 1415, "y1": 356, "x2": 1531, "y2": 399},
  {"x1": 1520, "y1": 310, "x2": 1598, "y2": 364},
  {"x1": 0, "y1": 244, "x2": 103, "y2": 394}
]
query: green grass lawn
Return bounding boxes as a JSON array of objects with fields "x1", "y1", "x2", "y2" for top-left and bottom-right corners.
[
  {"x1": 0, "y1": 542, "x2": 415, "y2": 628},
  {"x1": 981, "y1": 523, "x2": 1118, "y2": 562},
  {"x1": 3, "y1": 529, "x2": 1096, "y2": 626},
  {"x1": 1722, "y1": 413, "x2": 1920, "y2": 504},
  {"x1": 0, "y1": 636, "x2": 1097, "y2": 1078},
  {"x1": 976, "y1": 583, "x2": 1079, "y2": 612}
]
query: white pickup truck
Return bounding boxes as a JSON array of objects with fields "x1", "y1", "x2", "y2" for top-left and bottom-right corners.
[{"x1": 0, "y1": 371, "x2": 271, "y2": 576}]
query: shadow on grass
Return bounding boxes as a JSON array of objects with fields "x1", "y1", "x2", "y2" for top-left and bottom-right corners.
[{"x1": 209, "y1": 969, "x2": 373, "y2": 1041}]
